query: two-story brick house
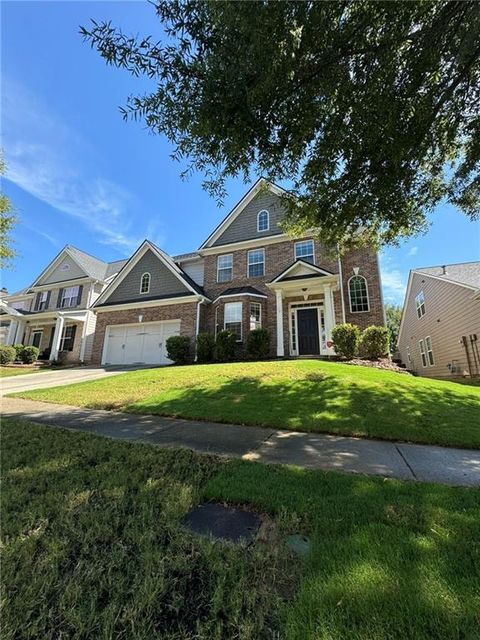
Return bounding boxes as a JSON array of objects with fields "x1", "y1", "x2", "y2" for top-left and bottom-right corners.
[
  {"x1": 89, "y1": 179, "x2": 385, "y2": 365},
  {"x1": 1, "y1": 246, "x2": 126, "y2": 362}
]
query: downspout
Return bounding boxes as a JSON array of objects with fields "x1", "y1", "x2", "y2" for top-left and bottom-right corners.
[
  {"x1": 195, "y1": 298, "x2": 205, "y2": 361},
  {"x1": 337, "y1": 245, "x2": 346, "y2": 323}
]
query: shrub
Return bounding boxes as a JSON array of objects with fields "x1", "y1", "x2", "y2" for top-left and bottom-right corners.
[
  {"x1": 246, "y1": 328, "x2": 271, "y2": 360},
  {"x1": 359, "y1": 325, "x2": 390, "y2": 360},
  {"x1": 0, "y1": 345, "x2": 16, "y2": 365},
  {"x1": 166, "y1": 335, "x2": 191, "y2": 365},
  {"x1": 196, "y1": 333, "x2": 215, "y2": 363},
  {"x1": 215, "y1": 330, "x2": 236, "y2": 362},
  {"x1": 21, "y1": 346, "x2": 40, "y2": 364},
  {"x1": 12, "y1": 344, "x2": 24, "y2": 361},
  {"x1": 331, "y1": 323, "x2": 360, "y2": 360}
]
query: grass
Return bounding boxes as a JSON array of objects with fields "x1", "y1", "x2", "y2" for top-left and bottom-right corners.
[
  {"x1": 0, "y1": 366, "x2": 46, "y2": 377},
  {"x1": 11, "y1": 359, "x2": 480, "y2": 448},
  {"x1": 2, "y1": 419, "x2": 479, "y2": 640}
]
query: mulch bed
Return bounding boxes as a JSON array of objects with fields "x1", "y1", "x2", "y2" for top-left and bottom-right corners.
[{"x1": 345, "y1": 358, "x2": 412, "y2": 374}]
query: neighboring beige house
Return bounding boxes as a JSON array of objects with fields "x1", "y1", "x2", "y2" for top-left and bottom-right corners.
[
  {"x1": 397, "y1": 262, "x2": 480, "y2": 379},
  {"x1": 0, "y1": 246, "x2": 126, "y2": 362}
]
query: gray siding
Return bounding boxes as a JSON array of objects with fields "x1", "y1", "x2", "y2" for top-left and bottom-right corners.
[
  {"x1": 212, "y1": 192, "x2": 286, "y2": 246},
  {"x1": 398, "y1": 272, "x2": 480, "y2": 378},
  {"x1": 105, "y1": 249, "x2": 190, "y2": 304},
  {"x1": 39, "y1": 257, "x2": 87, "y2": 284}
]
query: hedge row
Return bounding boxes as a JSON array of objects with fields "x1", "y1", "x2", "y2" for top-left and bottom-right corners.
[
  {"x1": 0, "y1": 344, "x2": 40, "y2": 365},
  {"x1": 331, "y1": 323, "x2": 389, "y2": 360}
]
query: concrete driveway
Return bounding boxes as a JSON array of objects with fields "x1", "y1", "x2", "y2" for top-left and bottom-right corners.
[{"x1": 0, "y1": 365, "x2": 144, "y2": 395}]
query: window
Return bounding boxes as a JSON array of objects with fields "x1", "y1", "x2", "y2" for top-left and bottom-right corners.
[
  {"x1": 419, "y1": 339, "x2": 427, "y2": 367},
  {"x1": 35, "y1": 291, "x2": 49, "y2": 311},
  {"x1": 425, "y1": 336, "x2": 435, "y2": 366},
  {"x1": 217, "y1": 254, "x2": 233, "y2": 282},
  {"x1": 250, "y1": 302, "x2": 262, "y2": 330},
  {"x1": 61, "y1": 286, "x2": 80, "y2": 308},
  {"x1": 247, "y1": 248, "x2": 265, "y2": 278},
  {"x1": 60, "y1": 325, "x2": 76, "y2": 352},
  {"x1": 349, "y1": 275, "x2": 369, "y2": 312},
  {"x1": 415, "y1": 291, "x2": 425, "y2": 318},
  {"x1": 140, "y1": 272, "x2": 150, "y2": 294},
  {"x1": 224, "y1": 301, "x2": 242, "y2": 341},
  {"x1": 295, "y1": 240, "x2": 314, "y2": 264},
  {"x1": 257, "y1": 209, "x2": 269, "y2": 232}
]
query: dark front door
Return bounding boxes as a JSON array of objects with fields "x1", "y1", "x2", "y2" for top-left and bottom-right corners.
[{"x1": 297, "y1": 309, "x2": 320, "y2": 355}]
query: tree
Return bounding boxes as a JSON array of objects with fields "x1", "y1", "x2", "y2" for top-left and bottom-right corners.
[
  {"x1": 81, "y1": 1, "x2": 480, "y2": 249},
  {"x1": 0, "y1": 155, "x2": 17, "y2": 268},
  {"x1": 385, "y1": 303, "x2": 403, "y2": 353}
]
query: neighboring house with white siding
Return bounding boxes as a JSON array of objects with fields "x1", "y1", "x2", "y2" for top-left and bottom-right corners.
[
  {"x1": 397, "y1": 262, "x2": 480, "y2": 379},
  {"x1": 0, "y1": 246, "x2": 126, "y2": 363}
]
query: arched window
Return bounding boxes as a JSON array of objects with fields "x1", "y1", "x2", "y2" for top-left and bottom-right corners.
[
  {"x1": 140, "y1": 272, "x2": 150, "y2": 294},
  {"x1": 348, "y1": 275, "x2": 369, "y2": 312},
  {"x1": 257, "y1": 209, "x2": 269, "y2": 232}
]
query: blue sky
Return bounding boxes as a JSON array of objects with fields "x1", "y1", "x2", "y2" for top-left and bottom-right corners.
[{"x1": 2, "y1": 1, "x2": 479, "y2": 303}]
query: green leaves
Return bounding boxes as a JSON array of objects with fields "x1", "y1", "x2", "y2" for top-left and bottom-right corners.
[{"x1": 81, "y1": 0, "x2": 480, "y2": 249}]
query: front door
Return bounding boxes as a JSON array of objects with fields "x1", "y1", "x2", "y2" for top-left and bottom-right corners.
[
  {"x1": 31, "y1": 331, "x2": 42, "y2": 349},
  {"x1": 297, "y1": 309, "x2": 320, "y2": 355}
]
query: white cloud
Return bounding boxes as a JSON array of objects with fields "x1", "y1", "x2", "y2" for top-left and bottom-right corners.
[
  {"x1": 3, "y1": 79, "x2": 164, "y2": 255},
  {"x1": 379, "y1": 252, "x2": 407, "y2": 305},
  {"x1": 407, "y1": 245, "x2": 418, "y2": 257}
]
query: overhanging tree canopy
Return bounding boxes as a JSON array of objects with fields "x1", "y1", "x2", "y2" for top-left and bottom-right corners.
[{"x1": 81, "y1": 0, "x2": 480, "y2": 249}]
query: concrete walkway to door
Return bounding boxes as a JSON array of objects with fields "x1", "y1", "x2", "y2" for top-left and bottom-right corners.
[{"x1": 2, "y1": 397, "x2": 479, "y2": 487}]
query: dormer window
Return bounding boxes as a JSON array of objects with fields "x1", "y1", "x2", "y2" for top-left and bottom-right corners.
[
  {"x1": 257, "y1": 210, "x2": 269, "y2": 232},
  {"x1": 140, "y1": 272, "x2": 151, "y2": 294}
]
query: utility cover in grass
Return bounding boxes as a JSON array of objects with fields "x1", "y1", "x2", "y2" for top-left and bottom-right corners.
[{"x1": 182, "y1": 503, "x2": 261, "y2": 544}]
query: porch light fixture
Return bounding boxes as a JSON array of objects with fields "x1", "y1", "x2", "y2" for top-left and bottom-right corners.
[{"x1": 138, "y1": 314, "x2": 144, "y2": 323}]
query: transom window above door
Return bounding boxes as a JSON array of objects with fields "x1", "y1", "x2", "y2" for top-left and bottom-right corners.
[
  {"x1": 294, "y1": 240, "x2": 314, "y2": 264},
  {"x1": 247, "y1": 248, "x2": 265, "y2": 277},
  {"x1": 257, "y1": 209, "x2": 269, "y2": 232},
  {"x1": 217, "y1": 254, "x2": 233, "y2": 282}
]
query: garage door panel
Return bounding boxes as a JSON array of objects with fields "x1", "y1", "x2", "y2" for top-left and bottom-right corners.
[{"x1": 104, "y1": 321, "x2": 181, "y2": 365}]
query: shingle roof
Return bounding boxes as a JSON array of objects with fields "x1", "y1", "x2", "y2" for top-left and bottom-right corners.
[
  {"x1": 415, "y1": 262, "x2": 480, "y2": 289},
  {"x1": 173, "y1": 252, "x2": 201, "y2": 262},
  {"x1": 217, "y1": 286, "x2": 267, "y2": 298},
  {"x1": 105, "y1": 259, "x2": 128, "y2": 279},
  {"x1": 65, "y1": 246, "x2": 127, "y2": 281}
]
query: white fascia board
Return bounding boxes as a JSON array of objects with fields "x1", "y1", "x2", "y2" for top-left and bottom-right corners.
[
  {"x1": 30, "y1": 246, "x2": 90, "y2": 287},
  {"x1": 271, "y1": 260, "x2": 334, "y2": 283},
  {"x1": 199, "y1": 179, "x2": 287, "y2": 249},
  {"x1": 199, "y1": 233, "x2": 289, "y2": 256},
  {"x1": 213, "y1": 292, "x2": 268, "y2": 303},
  {"x1": 94, "y1": 295, "x2": 201, "y2": 313},
  {"x1": 30, "y1": 276, "x2": 96, "y2": 291}
]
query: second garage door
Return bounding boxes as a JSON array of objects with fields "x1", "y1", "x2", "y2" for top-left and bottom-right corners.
[{"x1": 103, "y1": 320, "x2": 181, "y2": 366}]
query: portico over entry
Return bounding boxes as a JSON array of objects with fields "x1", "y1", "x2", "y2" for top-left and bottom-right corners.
[{"x1": 267, "y1": 260, "x2": 341, "y2": 357}]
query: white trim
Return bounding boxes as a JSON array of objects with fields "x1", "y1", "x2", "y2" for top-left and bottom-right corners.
[
  {"x1": 247, "y1": 247, "x2": 265, "y2": 278},
  {"x1": 348, "y1": 274, "x2": 370, "y2": 313},
  {"x1": 419, "y1": 338, "x2": 427, "y2": 367},
  {"x1": 200, "y1": 232, "x2": 289, "y2": 255},
  {"x1": 257, "y1": 209, "x2": 270, "y2": 232},
  {"x1": 288, "y1": 300, "x2": 326, "y2": 356},
  {"x1": 213, "y1": 291, "x2": 267, "y2": 303},
  {"x1": 415, "y1": 290, "x2": 426, "y2": 318},
  {"x1": 94, "y1": 241, "x2": 202, "y2": 307},
  {"x1": 140, "y1": 272, "x2": 151, "y2": 294},
  {"x1": 94, "y1": 295, "x2": 201, "y2": 313},
  {"x1": 275, "y1": 290, "x2": 284, "y2": 356},
  {"x1": 270, "y1": 259, "x2": 334, "y2": 284},
  {"x1": 31, "y1": 247, "x2": 92, "y2": 287},
  {"x1": 200, "y1": 178, "x2": 287, "y2": 249},
  {"x1": 425, "y1": 335, "x2": 435, "y2": 366},
  {"x1": 294, "y1": 239, "x2": 315, "y2": 264},
  {"x1": 217, "y1": 253, "x2": 233, "y2": 283},
  {"x1": 30, "y1": 276, "x2": 93, "y2": 292}
]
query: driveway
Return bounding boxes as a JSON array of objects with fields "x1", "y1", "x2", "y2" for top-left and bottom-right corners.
[
  {"x1": 3, "y1": 396, "x2": 480, "y2": 487},
  {"x1": 0, "y1": 366, "x2": 143, "y2": 395}
]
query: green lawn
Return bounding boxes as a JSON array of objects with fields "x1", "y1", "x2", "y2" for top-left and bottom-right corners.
[
  {"x1": 2, "y1": 419, "x2": 479, "y2": 640},
  {"x1": 11, "y1": 360, "x2": 480, "y2": 448},
  {"x1": 0, "y1": 366, "x2": 45, "y2": 377}
]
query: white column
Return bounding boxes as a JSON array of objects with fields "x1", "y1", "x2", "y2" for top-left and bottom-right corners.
[
  {"x1": 6, "y1": 319, "x2": 18, "y2": 345},
  {"x1": 323, "y1": 284, "x2": 336, "y2": 354},
  {"x1": 14, "y1": 320, "x2": 26, "y2": 344},
  {"x1": 49, "y1": 315, "x2": 65, "y2": 361},
  {"x1": 275, "y1": 289, "x2": 284, "y2": 357}
]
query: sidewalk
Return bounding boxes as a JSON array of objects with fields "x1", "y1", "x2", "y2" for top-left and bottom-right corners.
[{"x1": 2, "y1": 397, "x2": 479, "y2": 487}]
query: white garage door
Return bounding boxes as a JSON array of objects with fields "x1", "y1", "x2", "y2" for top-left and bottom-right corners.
[{"x1": 103, "y1": 320, "x2": 181, "y2": 365}]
